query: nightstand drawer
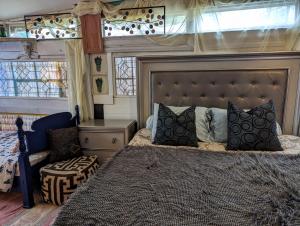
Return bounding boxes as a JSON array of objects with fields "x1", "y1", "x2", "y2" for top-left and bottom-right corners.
[{"x1": 79, "y1": 132, "x2": 124, "y2": 150}]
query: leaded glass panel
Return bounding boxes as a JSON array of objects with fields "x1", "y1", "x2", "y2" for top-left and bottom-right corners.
[
  {"x1": 0, "y1": 61, "x2": 68, "y2": 98},
  {"x1": 114, "y1": 57, "x2": 136, "y2": 96}
]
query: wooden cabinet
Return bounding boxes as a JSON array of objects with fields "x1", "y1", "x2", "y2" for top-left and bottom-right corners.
[
  {"x1": 80, "y1": 14, "x2": 103, "y2": 54},
  {"x1": 79, "y1": 119, "x2": 136, "y2": 163}
]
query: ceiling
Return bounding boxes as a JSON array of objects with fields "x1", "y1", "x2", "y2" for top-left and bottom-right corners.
[{"x1": 0, "y1": 0, "x2": 79, "y2": 20}]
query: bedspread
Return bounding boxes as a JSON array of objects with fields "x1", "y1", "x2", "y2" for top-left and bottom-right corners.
[
  {"x1": 0, "y1": 132, "x2": 19, "y2": 192},
  {"x1": 54, "y1": 145, "x2": 300, "y2": 226}
]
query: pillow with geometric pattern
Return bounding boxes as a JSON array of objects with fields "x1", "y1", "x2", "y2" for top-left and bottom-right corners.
[
  {"x1": 48, "y1": 127, "x2": 83, "y2": 163},
  {"x1": 226, "y1": 100, "x2": 283, "y2": 151},
  {"x1": 153, "y1": 104, "x2": 198, "y2": 147}
]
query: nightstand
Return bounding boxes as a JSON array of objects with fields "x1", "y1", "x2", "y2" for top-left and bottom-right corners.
[{"x1": 78, "y1": 119, "x2": 137, "y2": 163}]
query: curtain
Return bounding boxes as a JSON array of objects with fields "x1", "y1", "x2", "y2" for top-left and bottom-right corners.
[
  {"x1": 65, "y1": 39, "x2": 94, "y2": 121},
  {"x1": 73, "y1": 0, "x2": 300, "y2": 53}
]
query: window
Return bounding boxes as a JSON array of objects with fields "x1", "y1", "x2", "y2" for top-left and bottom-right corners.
[
  {"x1": 25, "y1": 13, "x2": 81, "y2": 40},
  {"x1": 8, "y1": 24, "x2": 27, "y2": 38},
  {"x1": 114, "y1": 57, "x2": 136, "y2": 96},
  {"x1": 103, "y1": 1, "x2": 296, "y2": 36},
  {"x1": 0, "y1": 61, "x2": 68, "y2": 98},
  {"x1": 103, "y1": 6, "x2": 166, "y2": 37},
  {"x1": 199, "y1": 3, "x2": 296, "y2": 33}
]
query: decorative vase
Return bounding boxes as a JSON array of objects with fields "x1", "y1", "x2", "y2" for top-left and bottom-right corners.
[
  {"x1": 94, "y1": 56, "x2": 102, "y2": 72},
  {"x1": 95, "y1": 78, "x2": 103, "y2": 93}
]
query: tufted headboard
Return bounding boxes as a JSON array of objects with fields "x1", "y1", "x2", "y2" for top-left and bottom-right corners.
[{"x1": 137, "y1": 53, "x2": 300, "y2": 134}]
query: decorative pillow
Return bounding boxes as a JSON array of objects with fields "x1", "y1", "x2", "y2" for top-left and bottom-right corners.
[
  {"x1": 208, "y1": 107, "x2": 283, "y2": 143},
  {"x1": 208, "y1": 108, "x2": 227, "y2": 143},
  {"x1": 48, "y1": 127, "x2": 83, "y2": 163},
  {"x1": 151, "y1": 103, "x2": 210, "y2": 142},
  {"x1": 226, "y1": 100, "x2": 283, "y2": 151},
  {"x1": 153, "y1": 104, "x2": 198, "y2": 147}
]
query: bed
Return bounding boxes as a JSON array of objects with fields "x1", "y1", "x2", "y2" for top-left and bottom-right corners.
[
  {"x1": 54, "y1": 52, "x2": 300, "y2": 225},
  {"x1": 0, "y1": 113, "x2": 46, "y2": 193},
  {"x1": 0, "y1": 107, "x2": 80, "y2": 208}
]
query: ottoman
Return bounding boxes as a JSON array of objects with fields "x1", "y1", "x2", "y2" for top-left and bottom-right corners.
[{"x1": 40, "y1": 155, "x2": 99, "y2": 205}]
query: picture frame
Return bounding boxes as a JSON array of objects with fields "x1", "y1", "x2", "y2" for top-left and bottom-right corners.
[
  {"x1": 93, "y1": 75, "x2": 108, "y2": 95},
  {"x1": 91, "y1": 54, "x2": 107, "y2": 74}
]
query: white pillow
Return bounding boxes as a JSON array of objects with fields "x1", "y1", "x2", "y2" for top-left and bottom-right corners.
[
  {"x1": 146, "y1": 115, "x2": 153, "y2": 129},
  {"x1": 276, "y1": 122, "x2": 283, "y2": 135},
  {"x1": 151, "y1": 103, "x2": 211, "y2": 142}
]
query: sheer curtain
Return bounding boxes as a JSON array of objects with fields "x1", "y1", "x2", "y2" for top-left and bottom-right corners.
[
  {"x1": 65, "y1": 39, "x2": 94, "y2": 121},
  {"x1": 73, "y1": 0, "x2": 300, "y2": 53}
]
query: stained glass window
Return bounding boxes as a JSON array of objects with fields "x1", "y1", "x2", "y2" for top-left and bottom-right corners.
[
  {"x1": 103, "y1": 6, "x2": 165, "y2": 37},
  {"x1": 0, "y1": 61, "x2": 68, "y2": 98},
  {"x1": 25, "y1": 13, "x2": 80, "y2": 40},
  {"x1": 114, "y1": 57, "x2": 136, "y2": 96}
]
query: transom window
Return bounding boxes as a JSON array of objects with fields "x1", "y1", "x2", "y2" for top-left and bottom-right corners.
[
  {"x1": 114, "y1": 57, "x2": 136, "y2": 96},
  {"x1": 199, "y1": 3, "x2": 296, "y2": 33},
  {"x1": 0, "y1": 61, "x2": 68, "y2": 98},
  {"x1": 103, "y1": 1, "x2": 296, "y2": 36}
]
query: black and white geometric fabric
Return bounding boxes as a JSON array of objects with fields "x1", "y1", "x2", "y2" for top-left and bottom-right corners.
[
  {"x1": 153, "y1": 104, "x2": 198, "y2": 147},
  {"x1": 0, "y1": 131, "x2": 19, "y2": 192},
  {"x1": 226, "y1": 100, "x2": 283, "y2": 151},
  {"x1": 40, "y1": 155, "x2": 99, "y2": 205}
]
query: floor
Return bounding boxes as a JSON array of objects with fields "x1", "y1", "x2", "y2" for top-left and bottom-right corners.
[{"x1": 0, "y1": 192, "x2": 60, "y2": 226}]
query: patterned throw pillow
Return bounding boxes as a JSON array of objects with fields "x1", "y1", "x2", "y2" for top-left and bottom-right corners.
[
  {"x1": 48, "y1": 127, "x2": 83, "y2": 163},
  {"x1": 153, "y1": 104, "x2": 198, "y2": 147},
  {"x1": 208, "y1": 108, "x2": 283, "y2": 144},
  {"x1": 226, "y1": 100, "x2": 283, "y2": 151},
  {"x1": 151, "y1": 103, "x2": 210, "y2": 142}
]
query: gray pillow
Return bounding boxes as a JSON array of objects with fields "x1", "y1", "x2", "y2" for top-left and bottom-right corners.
[
  {"x1": 151, "y1": 103, "x2": 210, "y2": 142},
  {"x1": 208, "y1": 107, "x2": 283, "y2": 143}
]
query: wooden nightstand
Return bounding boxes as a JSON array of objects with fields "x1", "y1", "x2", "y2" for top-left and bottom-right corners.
[{"x1": 78, "y1": 119, "x2": 136, "y2": 163}]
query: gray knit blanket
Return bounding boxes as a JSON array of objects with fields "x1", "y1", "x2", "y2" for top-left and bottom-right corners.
[{"x1": 54, "y1": 146, "x2": 300, "y2": 226}]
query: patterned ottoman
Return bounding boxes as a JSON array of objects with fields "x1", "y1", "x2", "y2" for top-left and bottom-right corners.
[{"x1": 40, "y1": 155, "x2": 99, "y2": 205}]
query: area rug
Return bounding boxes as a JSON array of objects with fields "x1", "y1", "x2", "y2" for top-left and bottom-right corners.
[{"x1": 0, "y1": 192, "x2": 60, "y2": 226}]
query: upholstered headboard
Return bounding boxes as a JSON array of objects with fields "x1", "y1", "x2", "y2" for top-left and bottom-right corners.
[{"x1": 137, "y1": 53, "x2": 300, "y2": 134}]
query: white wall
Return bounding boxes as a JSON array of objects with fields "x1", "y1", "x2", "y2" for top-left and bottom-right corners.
[{"x1": 104, "y1": 97, "x2": 137, "y2": 120}]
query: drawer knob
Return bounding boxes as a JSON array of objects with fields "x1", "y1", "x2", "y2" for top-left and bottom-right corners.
[
  {"x1": 84, "y1": 137, "x2": 89, "y2": 143},
  {"x1": 112, "y1": 137, "x2": 117, "y2": 144}
]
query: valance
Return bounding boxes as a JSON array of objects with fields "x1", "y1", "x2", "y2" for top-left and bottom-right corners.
[{"x1": 73, "y1": 0, "x2": 300, "y2": 52}]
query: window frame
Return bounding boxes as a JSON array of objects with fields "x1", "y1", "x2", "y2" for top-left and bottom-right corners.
[
  {"x1": 196, "y1": 1, "x2": 297, "y2": 33},
  {"x1": 112, "y1": 55, "x2": 137, "y2": 97},
  {"x1": 0, "y1": 59, "x2": 68, "y2": 100}
]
